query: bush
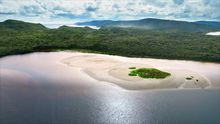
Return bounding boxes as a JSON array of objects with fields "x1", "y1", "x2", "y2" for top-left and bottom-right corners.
[{"x1": 128, "y1": 68, "x2": 171, "y2": 79}]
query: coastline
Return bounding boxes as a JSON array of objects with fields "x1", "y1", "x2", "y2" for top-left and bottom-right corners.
[{"x1": 1, "y1": 49, "x2": 220, "y2": 63}]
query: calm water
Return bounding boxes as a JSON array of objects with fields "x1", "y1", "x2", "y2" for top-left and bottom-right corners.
[{"x1": 0, "y1": 52, "x2": 220, "y2": 124}]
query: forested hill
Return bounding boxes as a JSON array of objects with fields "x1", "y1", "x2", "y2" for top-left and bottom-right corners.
[
  {"x1": 0, "y1": 19, "x2": 220, "y2": 62},
  {"x1": 0, "y1": 19, "x2": 47, "y2": 31},
  {"x1": 76, "y1": 18, "x2": 220, "y2": 31}
]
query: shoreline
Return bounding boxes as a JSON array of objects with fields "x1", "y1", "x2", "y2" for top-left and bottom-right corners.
[{"x1": 1, "y1": 49, "x2": 220, "y2": 64}]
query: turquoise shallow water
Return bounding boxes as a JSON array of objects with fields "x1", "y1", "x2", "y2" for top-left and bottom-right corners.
[{"x1": 0, "y1": 52, "x2": 220, "y2": 124}]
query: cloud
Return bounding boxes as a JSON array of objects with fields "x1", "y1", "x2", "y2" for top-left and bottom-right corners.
[
  {"x1": 86, "y1": 6, "x2": 97, "y2": 12},
  {"x1": 0, "y1": 12, "x2": 15, "y2": 15},
  {"x1": 0, "y1": 0, "x2": 219, "y2": 24},
  {"x1": 20, "y1": 5, "x2": 44, "y2": 16},
  {"x1": 173, "y1": 0, "x2": 184, "y2": 5}
]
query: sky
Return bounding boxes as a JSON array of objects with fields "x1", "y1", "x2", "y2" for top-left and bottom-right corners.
[{"x1": 0, "y1": 0, "x2": 220, "y2": 25}]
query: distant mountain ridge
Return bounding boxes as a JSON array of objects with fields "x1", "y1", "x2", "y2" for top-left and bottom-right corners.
[
  {"x1": 77, "y1": 20, "x2": 113, "y2": 27},
  {"x1": 76, "y1": 18, "x2": 220, "y2": 31},
  {"x1": 194, "y1": 21, "x2": 220, "y2": 27}
]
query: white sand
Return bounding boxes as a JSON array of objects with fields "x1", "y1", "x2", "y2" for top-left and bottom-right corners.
[
  {"x1": 62, "y1": 53, "x2": 212, "y2": 90},
  {"x1": 206, "y1": 31, "x2": 220, "y2": 36}
]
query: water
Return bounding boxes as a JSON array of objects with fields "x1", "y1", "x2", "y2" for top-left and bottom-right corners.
[{"x1": 0, "y1": 52, "x2": 220, "y2": 124}]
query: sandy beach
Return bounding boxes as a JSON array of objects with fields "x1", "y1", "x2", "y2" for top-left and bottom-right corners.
[{"x1": 61, "y1": 52, "x2": 218, "y2": 90}]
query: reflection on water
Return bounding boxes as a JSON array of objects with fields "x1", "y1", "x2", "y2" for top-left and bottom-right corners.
[
  {"x1": 1, "y1": 85, "x2": 220, "y2": 124},
  {"x1": 0, "y1": 52, "x2": 220, "y2": 124}
]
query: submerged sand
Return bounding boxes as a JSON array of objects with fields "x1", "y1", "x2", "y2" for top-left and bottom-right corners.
[{"x1": 62, "y1": 54, "x2": 211, "y2": 90}]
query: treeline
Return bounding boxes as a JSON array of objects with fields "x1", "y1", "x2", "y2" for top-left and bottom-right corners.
[{"x1": 0, "y1": 20, "x2": 220, "y2": 62}]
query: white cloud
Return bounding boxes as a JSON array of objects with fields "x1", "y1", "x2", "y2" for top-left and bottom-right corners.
[{"x1": 0, "y1": 0, "x2": 219, "y2": 24}]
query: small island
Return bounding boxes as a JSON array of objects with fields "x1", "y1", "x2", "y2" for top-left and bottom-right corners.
[{"x1": 128, "y1": 67, "x2": 171, "y2": 79}]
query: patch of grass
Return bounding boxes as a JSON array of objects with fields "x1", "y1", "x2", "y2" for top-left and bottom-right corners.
[
  {"x1": 128, "y1": 73, "x2": 137, "y2": 76},
  {"x1": 128, "y1": 68, "x2": 171, "y2": 79},
  {"x1": 186, "y1": 77, "x2": 193, "y2": 80},
  {"x1": 129, "y1": 67, "x2": 136, "y2": 69},
  {"x1": 186, "y1": 76, "x2": 195, "y2": 80}
]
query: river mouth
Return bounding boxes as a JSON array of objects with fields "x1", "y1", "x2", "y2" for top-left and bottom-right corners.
[{"x1": 0, "y1": 51, "x2": 220, "y2": 124}]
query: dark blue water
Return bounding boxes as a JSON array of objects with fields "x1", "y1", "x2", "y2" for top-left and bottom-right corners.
[{"x1": 0, "y1": 84, "x2": 220, "y2": 124}]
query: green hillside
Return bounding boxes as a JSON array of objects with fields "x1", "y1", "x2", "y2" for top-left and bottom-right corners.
[
  {"x1": 0, "y1": 20, "x2": 220, "y2": 62},
  {"x1": 0, "y1": 19, "x2": 47, "y2": 31}
]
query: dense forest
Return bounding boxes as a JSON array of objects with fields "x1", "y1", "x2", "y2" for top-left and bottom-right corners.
[{"x1": 0, "y1": 19, "x2": 220, "y2": 62}]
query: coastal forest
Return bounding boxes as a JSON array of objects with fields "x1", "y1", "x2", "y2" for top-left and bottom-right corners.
[{"x1": 0, "y1": 19, "x2": 220, "y2": 62}]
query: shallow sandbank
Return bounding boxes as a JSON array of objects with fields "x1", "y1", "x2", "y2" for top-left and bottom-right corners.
[{"x1": 62, "y1": 53, "x2": 211, "y2": 90}]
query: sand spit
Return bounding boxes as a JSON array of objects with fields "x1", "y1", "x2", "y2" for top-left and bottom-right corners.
[{"x1": 61, "y1": 54, "x2": 210, "y2": 90}]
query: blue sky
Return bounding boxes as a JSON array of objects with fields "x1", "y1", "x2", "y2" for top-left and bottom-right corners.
[{"x1": 0, "y1": 0, "x2": 219, "y2": 25}]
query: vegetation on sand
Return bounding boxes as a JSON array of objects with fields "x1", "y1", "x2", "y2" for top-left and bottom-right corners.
[
  {"x1": 186, "y1": 76, "x2": 194, "y2": 80},
  {"x1": 186, "y1": 77, "x2": 193, "y2": 80},
  {"x1": 129, "y1": 67, "x2": 136, "y2": 69},
  {"x1": 128, "y1": 67, "x2": 171, "y2": 79}
]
